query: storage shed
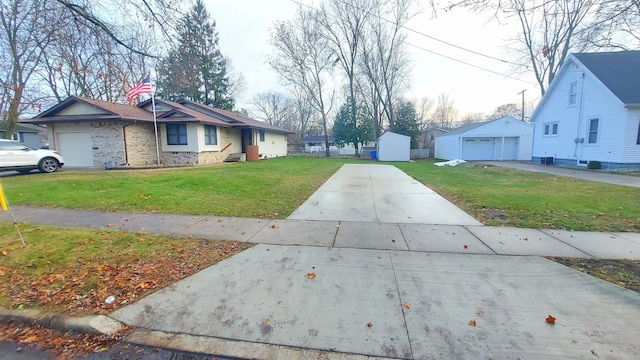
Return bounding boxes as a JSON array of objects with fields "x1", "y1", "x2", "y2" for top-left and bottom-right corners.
[
  {"x1": 434, "y1": 117, "x2": 533, "y2": 161},
  {"x1": 377, "y1": 131, "x2": 410, "y2": 161}
]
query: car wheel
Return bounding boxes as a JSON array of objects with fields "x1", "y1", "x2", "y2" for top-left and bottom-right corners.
[{"x1": 38, "y1": 157, "x2": 59, "y2": 173}]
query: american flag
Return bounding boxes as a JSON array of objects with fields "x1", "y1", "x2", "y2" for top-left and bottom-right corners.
[{"x1": 126, "y1": 74, "x2": 153, "y2": 101}]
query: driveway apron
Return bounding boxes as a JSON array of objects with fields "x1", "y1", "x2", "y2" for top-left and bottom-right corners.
[{"x1": 288, "y1": 164, "x2": 481, "y2": 225}]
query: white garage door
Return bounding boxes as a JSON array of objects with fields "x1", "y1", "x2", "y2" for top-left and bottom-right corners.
[
  {"x1": 57, "y1": 132, "x2": 94, "y2": 167},
  {"x1": 462, "y1": 137, "x2": 495, "y2": 160}
]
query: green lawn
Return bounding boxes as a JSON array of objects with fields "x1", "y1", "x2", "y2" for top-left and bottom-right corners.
[
  {"x1": 1, "y1": 157, "x2": 638, "y2": 231},
  {"x1": 0, "y1": 157, "x2": 357, "y2": 218},
  {"x1": 395, "y1": 161, "x2": 640, "y2": 232}
]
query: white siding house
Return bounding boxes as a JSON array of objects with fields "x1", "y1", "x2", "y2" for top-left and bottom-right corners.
[
  {"x1": 434, "y1": 117, "x2": 533, "y2": 161},
  {"x1": 530, "y1": 51, "x2": 640, "y2": 170},
  {"x1": 377, "y1": 131, "x2": 410, "y2": 161}
]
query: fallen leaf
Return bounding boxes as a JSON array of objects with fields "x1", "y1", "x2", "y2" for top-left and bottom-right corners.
[
  {"x1": 476, "y1": 311, "x2": 483, "y2": 317},
  {"x1": 2, "y1": 250, "x2": 7, "y2": 256},
  {"x1": 463, "y1": 245, "x2": 468, "y2": 249},
  {"x1": 367, "y1": 322, "x2": 373, "y2": 327},
  {"x1": 402, "y1": 302, "x2": 411, "y2": 309},
  {"x1": 264, "y1": 318, "x2": 270, "y2": 324},
  {"x1": 105, "y1": 223, "x2": 115, "y2": 227},
  {"x1": 546, "y1": 315, "x2": 556, "y2": 324},
  {"x1": 469, "y1": 319, "x2": 477, "y2": 326},
  {"x1": 270, "y1": 224, "x2": 278, "y2": 229},
  {"x1": 217, "y1": 219, "x2": 223, "y2": 222},
  {"x1": 307, "y1": 272, "x2": 316, "y2": 279}
]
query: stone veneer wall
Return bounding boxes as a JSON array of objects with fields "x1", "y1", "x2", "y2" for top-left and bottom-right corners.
[{"x1": 91, "y1": 123, "x2": 125, "y2": 166}]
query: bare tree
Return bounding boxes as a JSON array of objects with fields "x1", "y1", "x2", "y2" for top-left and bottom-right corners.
[
  {"x1": 1, "y1": 0, "x2": 64, "y2": 137},
  {"x1": 431, "y1": 93, "x2": 458, "y2": 129},
  {"x1": 446, "y1": 0, "x2": 637, "y2": 96},
  {"x1": 414, "y1": 96, "x2": 435, "y2": 130},
  {"x1": 269, "y1": 7, "x2": 336, "y2": 157},
  {"x1": 316, "y1": 0, "x2": 374, "y2": 154},
  {"x1": 358, "y1": 0, "x2": 415, "y2": 136},
  {"x1": 488, "y1": 103, "x2": 521, "y2": 120},
  {"x1": 252, "y1": 91, "x2": 296, "y2": 128}
]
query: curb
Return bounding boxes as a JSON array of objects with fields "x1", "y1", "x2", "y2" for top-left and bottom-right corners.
[{"x1": 0, "y1": 306, "x2": 124, "y2": 336}]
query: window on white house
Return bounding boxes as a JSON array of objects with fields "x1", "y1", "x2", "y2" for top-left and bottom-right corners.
[
  {"x1": 569, "y1": 81, "x2": 577, "y2": 106},
  {"x1": 166, "y1": 124, "x2": 187, "y2": 145},
  {"x1": 588, "y1": 118, "x2": 599, "y2": 144},
  {"x1": 259, "y1": 130, "x2": 265, "y2": 142},
  {"x1": 544, "y1": 122, "x2": 558, "y2": 136},
  {"x1": 204, "y1": 125, "x2": 217, "y2": 145}
]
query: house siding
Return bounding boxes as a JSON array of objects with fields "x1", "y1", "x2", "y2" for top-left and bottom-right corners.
[
  {"x1": 254, "y1": 130, "x2": 287, "y2": 158},
  {"x1": 532, "y1": 57, "x2": 640, "y2": 168},
  {"x1": 125, "y1": 123, "x2": 159, "y2": 166}
]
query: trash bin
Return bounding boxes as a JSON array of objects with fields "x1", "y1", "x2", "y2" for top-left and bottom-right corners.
[{"x1": 370, "y1": 150, "x2": 377, "y2": 159}]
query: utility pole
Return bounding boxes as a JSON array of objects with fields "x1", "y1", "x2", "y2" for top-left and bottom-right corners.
[{"x1": 518, "y1": 89, "x2": 526, "y2": 122}]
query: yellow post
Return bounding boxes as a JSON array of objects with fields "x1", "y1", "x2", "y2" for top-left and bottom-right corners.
[{"x1": 0, "y1": 183, "x2": 7, "y2": 211}]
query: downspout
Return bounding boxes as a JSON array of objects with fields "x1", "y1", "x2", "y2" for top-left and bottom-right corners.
[
  {"x1": 122, "y1": 122, "x2": 133, "y2": 166},
  {"x1": 574, "y1": 72, "x2": 586, "y2": 159}
]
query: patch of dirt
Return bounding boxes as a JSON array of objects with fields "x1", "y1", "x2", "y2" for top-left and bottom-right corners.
[{"x1": 547, "y1": 257, "x2": 640, "y2": 293}]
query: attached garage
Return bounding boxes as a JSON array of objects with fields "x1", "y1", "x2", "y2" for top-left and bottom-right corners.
[
  {"x1": 57, "y1": 132, "x2": 94, "y2": 167},
  {"x1": 435, "y1": 117, "x2": 533, "y2": 161}
]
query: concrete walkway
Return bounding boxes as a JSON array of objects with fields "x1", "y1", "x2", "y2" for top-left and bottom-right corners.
[
  {"x1": 2, "y1": 163, "x2": 640, "y2": 359},
  {"x1": 483, "y1": 161, "x2": 640, "y2": 188}
]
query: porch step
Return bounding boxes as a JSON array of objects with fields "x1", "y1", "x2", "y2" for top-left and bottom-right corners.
[{"x1": 224, "y1": 153, "x2": 246, "y2": 162}]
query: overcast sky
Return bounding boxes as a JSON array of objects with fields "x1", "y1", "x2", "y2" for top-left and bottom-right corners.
[{"x1": 203, "y1": 0, "x2": 542, "y2": 118}]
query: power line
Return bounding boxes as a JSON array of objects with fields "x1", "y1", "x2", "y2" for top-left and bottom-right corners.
[
  {"x1": 406, "y1": 42, "x2": 537, "y2": 85},
  {"x1": 289, "y1": 0, "x2": 532, "y2": 84}
]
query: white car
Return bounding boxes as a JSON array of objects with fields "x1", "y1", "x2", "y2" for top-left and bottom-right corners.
[{"x1": 0, "y1": 139, "x2": 64, "y2": 173}]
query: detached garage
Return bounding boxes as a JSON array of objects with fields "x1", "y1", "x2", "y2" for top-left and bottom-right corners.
[{"x1": 435, "y1": 117, "x2": 533, "y2": 161}]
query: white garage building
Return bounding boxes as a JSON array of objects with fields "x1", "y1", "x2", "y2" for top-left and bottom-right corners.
[{"x1": 435, "y1": 117, "x2": 533, "y2": 161}]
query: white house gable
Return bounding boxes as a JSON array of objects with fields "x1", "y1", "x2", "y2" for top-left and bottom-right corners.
[{"x1": 531, "y1": 51, "x2": 640, "y2": 169}]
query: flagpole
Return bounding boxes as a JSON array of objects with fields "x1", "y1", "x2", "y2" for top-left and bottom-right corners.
[{"x1": 150, "y1": 75, "x2": 160, "y2": 166}]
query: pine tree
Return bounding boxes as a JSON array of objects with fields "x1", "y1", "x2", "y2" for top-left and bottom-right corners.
[
  {"x1": 392, "y1": 101, "x2": 420, "y2": 148},
  {"x1": 333, "y1": 100, "x2": 373, "y2": 156},
  {"x1": 157, "y1": 0, "x2": 233, "y2": 110}
]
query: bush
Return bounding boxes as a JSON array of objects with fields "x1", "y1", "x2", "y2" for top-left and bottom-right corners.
[{"x1": 587, "y1": 161, "x2": 602, "y2": 169}]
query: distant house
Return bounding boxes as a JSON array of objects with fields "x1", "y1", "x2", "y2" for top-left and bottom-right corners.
[
  {"x1": 418, "y1": 128, "x2": 448, "y2": 158},
  {"x1": 0, "y1": 122, "x2": 42, "y2": 149},
  {"x1": 302, "y1": 135, "x2": 356, "y2": 155},
  {"x1": 530, "y1": 51, "x2": 640, "y2": 169},
  {"x1": 377, "y1": 131, "x2": 410, "y2": 161},
  {"x1": 435, "y1": 117, "x2": 533, "y2": 161},
  {"x1": 22, "y1": 96, "x2": 292, "y2": 168}
]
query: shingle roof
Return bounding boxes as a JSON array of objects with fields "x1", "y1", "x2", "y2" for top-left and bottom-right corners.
[
  {"x1": 574, "y1": 51, "x2": 640, "y2": 105},
  {"x1": 24, "y1": 96, "x2": 293, "y2": 134},
  {"x1": 441, "y1": 120, "x2": 492, "y2": 136}
]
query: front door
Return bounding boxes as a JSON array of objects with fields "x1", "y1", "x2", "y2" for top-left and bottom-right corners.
[{"x1": 241, "y1": 129, "x2": 252, "y2": 153}]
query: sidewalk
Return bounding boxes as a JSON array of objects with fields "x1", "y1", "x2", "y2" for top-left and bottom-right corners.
[
  {"x1": 2, "y1": 206, "x2": 639, "y2": 259},
  {"x1": 2, "y1": 163, "x2": 640, "y2": 359}
]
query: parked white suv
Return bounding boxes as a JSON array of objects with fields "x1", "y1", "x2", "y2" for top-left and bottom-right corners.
[{"x1": 0, "y1": 139, "x2": 64, "y2": 173}]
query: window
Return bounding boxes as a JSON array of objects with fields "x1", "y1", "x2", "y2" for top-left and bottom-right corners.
[
  {"x1": 259, "y1": 130, "x2": 265, "y2": 142},
  {"x1": 204, "y1": 125, "x2": 217, "y2": 145},
  {"x1": 543, "y1": 122, "x2": 558, "y2": 136},
  {"x1": 637, "y1": 121, "x2": 640, "y2": 145},
  {"x1": 166, "y1": 124, "x2": 187, "y2": 145},
  {"x1": 587, "y1": 118, "x2": 599, "y2": 144},
  {"x1": 568, "y1": 81, "x2": 577, "y2": 106}
]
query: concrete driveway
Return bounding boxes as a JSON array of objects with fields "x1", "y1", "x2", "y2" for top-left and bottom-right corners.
[
  {"x1": 108, "y1": 164, "x2": 640, "y2": 359},
  {"x1": 288, "y1": 164, "x2": 481, "y2": 225},
  {"x1": 484, "y1": 161, "x2": 640, "y2": 188}
]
